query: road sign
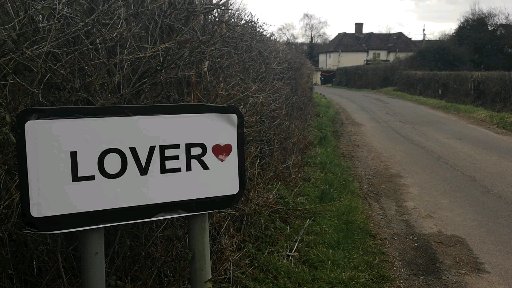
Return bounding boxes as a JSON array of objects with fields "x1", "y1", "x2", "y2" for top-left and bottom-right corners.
[{"x1": 16, "y1": 104, "x2": 245, "y2": 233}]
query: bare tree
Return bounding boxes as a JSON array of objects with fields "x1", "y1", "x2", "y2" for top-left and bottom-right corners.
[
  {"x1": 275, "y1": 22, "x2": 298, "y2": 43},
  {"x1": 379, "y1": 25, "x2": 393, "y2": 34},
  {"x1": 298, "y1": 13, "x2": 328, "y2": 65},
  {"x1": 299, "y1": 13, "x2": 328, "y2": 43}
]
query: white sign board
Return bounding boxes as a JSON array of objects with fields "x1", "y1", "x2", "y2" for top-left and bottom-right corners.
[{"x1": 16, "y1": 105, "x2": 245, "y2": 232}]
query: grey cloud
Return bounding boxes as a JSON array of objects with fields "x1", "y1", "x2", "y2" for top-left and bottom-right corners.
[
  {"x1": 412, "y1": 0, "x2": 512, "y2": 23},
  {"x1": 412, "y1": 0, "x2": 469, "y2": 23}
]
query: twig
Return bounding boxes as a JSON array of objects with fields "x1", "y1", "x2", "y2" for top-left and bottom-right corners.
[
  {"x1": 57, "y1": 237, "x2": 68, "y2": 288},
  {"x1": 287, "y1": 218, "x2": 312, "y2": 257}
]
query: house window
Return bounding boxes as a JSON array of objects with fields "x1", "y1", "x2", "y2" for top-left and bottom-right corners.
[
  {"x1": 372, "y1": 52, "x2": 381, "y2": 60},
  {"x1": 329, "y1": 54, "x2": 331, "y2": 59}
]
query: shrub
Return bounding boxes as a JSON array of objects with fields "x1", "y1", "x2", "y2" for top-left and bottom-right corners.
[
  {"x1": 453, "y1": 6, "x2": 512, "y2": 71},
  {"x1": 0, "y1": 0, "x2": 313, "y2": 286},
  {"x1": 396, "y1": 71, "x2": 512, "y2": 112},
  {"x1": 403, "y1": 40, "x2": 471, "y2": 71},
  {"x1": 334, "y1": 63, "x2": 401, "y2": 89}
]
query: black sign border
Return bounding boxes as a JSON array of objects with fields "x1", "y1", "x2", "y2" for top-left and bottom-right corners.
[{"x1": 16, "y1": 104, "x2": 245, "y2": 233}]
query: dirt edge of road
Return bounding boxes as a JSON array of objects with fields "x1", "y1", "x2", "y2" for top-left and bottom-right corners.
[{"x1": 332, "y1": 100, "x2": 489, "y2": 288}]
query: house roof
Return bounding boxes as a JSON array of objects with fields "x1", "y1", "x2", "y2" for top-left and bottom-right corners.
[{"x1": 320, "y1": 32, "x2": 417, "y2": 53}]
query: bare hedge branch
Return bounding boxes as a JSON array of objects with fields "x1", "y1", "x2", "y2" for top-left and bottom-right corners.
[{"x1": 0, "y1": 0, "x2": 313, "y2": 286}]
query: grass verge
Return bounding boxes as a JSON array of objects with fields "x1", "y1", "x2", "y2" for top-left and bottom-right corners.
[
  {"x1": 378, "y1": 87, "x2": 512, "y2": 132},
  {"x1": 236, "y1": 93, "x2": 392, "y2": 287}
]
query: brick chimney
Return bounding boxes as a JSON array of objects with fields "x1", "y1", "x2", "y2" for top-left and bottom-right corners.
[{"x1": 355, "y1": 23, "x2": 363, "y2": 35}]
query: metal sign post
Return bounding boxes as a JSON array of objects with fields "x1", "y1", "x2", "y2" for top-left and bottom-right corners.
[
  {"x1": 79, "y1": 227, "x2": 105, "y2": 288},
  {"x1": 16, "y1": 104, "x2": 245, "y2": 287},
  {"x1": 188, "y1": 213, "x2": 212, "y2": 288}
]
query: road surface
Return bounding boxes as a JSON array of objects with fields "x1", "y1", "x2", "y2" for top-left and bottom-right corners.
[{"x1": 316, "y1": 86, "x2": 512, "y2": 287}]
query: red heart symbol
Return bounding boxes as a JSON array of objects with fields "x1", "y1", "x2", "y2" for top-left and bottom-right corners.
[{"x1": 212, "y1": 144, "x2": 232, "y2": 162}]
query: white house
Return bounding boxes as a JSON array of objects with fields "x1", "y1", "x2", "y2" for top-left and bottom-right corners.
[{"x1": 318, "y1": 23, "x2": 417, "y2": 70}]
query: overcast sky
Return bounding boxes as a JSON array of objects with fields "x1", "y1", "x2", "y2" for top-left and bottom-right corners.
[{"x1": 238, "y1": 0, "x2": 512, "y2": 40}]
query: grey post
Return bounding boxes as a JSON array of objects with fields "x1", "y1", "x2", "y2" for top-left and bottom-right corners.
[
  {"x1": 188, "y1": 213, "x2": 212, "y2": 288},
  {"x1": 79, "y1": 227, "x2": 106, "y2": 288}
]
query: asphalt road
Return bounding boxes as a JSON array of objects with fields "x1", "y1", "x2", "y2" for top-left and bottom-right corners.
[{"x1": 316, "y1": 86, "x2": 512, "y2": 287}]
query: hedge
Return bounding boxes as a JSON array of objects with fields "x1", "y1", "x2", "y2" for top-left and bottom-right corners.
[
  {"x1": 334, "y1": 64, "x2": 512, "y2": 112},
  {"x1": 396, "y1": 71, "x2": 512, "y2": 112},
  {"x1": 0, "y1": 1, "x2": 313, "y2": 287},
  {"x1": 333, "y1": 63, "x2": 401, "y2": 89}
]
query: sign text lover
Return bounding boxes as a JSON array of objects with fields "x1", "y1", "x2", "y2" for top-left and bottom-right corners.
[{"x1": 17, "y1": 105, "x2": 245, "y2": 232}]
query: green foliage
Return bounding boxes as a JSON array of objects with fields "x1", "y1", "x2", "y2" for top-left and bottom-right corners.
[
  {"x1": 453, "y1": 6, "x2": 512, "y2": 70},
  {"x1": 396, "y1": 71, "x2": 512, "y2": 112},
  {"x1": 406, "y1": 6, "x2": 512, "y2": 71},
  {"x1": 405, "y1": 41, "x2": 470, "y2": 71},
  {"x1": 334, "y1": 63, "x2": 401, "y2": 89},
  {"x1": 334, "y1": 66, "x2": 512, "y2": 113},
  {"x1": 237, "y1": 94, "x2": 393, "y2": 287}
]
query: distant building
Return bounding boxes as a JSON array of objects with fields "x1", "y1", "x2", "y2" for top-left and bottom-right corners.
[{"x1": 318, "y1": 23, "x2": 417, "y2": 70}]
